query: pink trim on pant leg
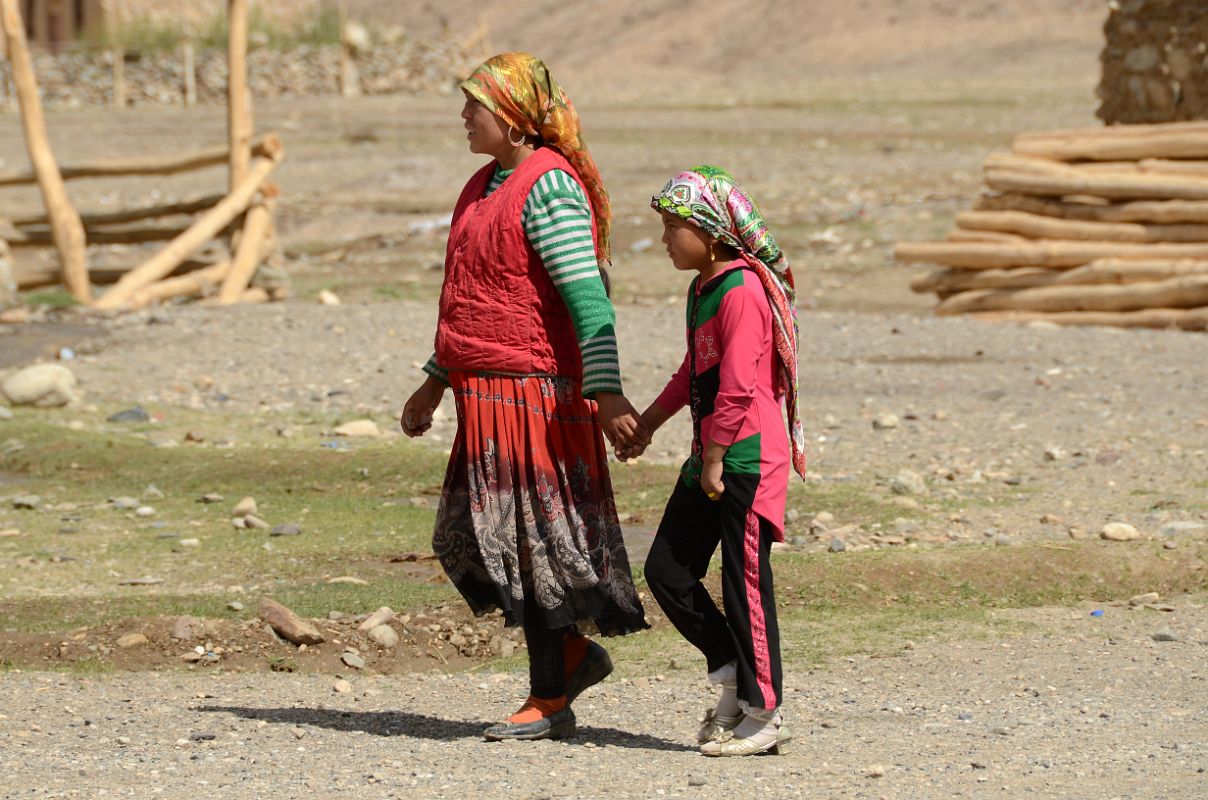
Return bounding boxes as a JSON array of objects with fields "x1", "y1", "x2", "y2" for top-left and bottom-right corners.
[{"x1": 743, "y1": 509, "x2": 774, "y2": 708}]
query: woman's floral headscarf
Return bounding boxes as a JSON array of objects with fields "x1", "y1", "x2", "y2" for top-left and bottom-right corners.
[
  {"x1": 653, "y1": 166, "x2": 807, "y2": 479},
  {"x1": 461, "y1": 52, "x2": 612, "y2": 262}
]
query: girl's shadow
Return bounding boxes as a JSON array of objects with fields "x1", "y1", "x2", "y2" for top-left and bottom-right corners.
[{"x1": 199, "y1": 705, "x2": 694, "y2": 752}]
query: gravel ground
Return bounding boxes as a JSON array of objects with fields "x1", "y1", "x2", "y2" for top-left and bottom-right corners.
[
  {"x1": 2, "y1": 601, "x2": 1205, "y2": 799},
  {"x1": 46, "y1": 299, "x2": 1208, "y2": 545}
]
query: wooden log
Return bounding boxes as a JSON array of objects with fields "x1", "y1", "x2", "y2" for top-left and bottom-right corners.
[
  {"x1": 911, "y1": 267, "x2": 1061, "y2": 294},
  {"x1": 894, "y1": 240, "x2": 1208, "y2": 271},
  {"x1": 216, "y1": 194, "x2": 274, "y2": 304},
  {"x1": 7, "y1": 223, "x2": 220, "y2": 247},
  {"x1": 16, "y1": 253, "x2": 224, "y2": 290},
  {"x1": 1014, "y1": 131, "x2": 1208, "y2": 162},
  {"x1": 337, "y1": 2, "x2": 361, "y2": 98},
  {"x1": 11, "y1": 193, "x2": 224, "y2": 228},
  {"x1": 1014, "y1": 121, "x2": 1208, "y2": 142},
  {"x1": 111, "y1": 46, "x2": 125, "y2": 107},
  {"x1": 1049, "y1": 258, "x2": 1208, "y2": 286},
  {"x1": 127, "y1": 260, "x2": 231, "y2": 309},
  {"x1": 935, "y1": 275, "x2": 1208, "y2": 316},
  {"x1": 227, "y1": 0, "x2": 251, "y2": 193},
  {"x1": 966, "y1": 307, "x2": 1208, "y2": 332},
  {"x1": 94, "y1": 135, "x2": 283, "y2": 311},
  {"x1": 0, "y1": 137, "x2": 278, "y2": 187},
  {"x1": 955, "y1": 210, "x2": 1208, "y2": 244},
  {"x1": 945, "y1": 229, "x2": 1027, "y2": 244},
  {"x1": 986, "y1": 152, "x2": 1208, "y2": 179},
  {"x1": 985, "y1": 168, "x2": 1208, "y2": 201},
  {"x1": 975, "y1": 193, "x2": 1208, "y2": 225},
  {"x1": 181, "y1": 40, "x2": 196, "y2": 107},
  {"x1": 1, "y1": 0, "x2": 90, "y2": 302}
]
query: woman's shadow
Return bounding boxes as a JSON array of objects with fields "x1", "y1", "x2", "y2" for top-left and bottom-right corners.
[{"x1": 199, "y1": 705, "x2": 693, "y2": 752}]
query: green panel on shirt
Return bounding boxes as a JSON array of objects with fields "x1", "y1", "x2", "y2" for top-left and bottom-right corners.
[
  {"x1": 687, "y1": 269, "x2": 747, "y2": 330},
  {"x1": 724, "y1": 432, "x2": 762, "y2": 475}
]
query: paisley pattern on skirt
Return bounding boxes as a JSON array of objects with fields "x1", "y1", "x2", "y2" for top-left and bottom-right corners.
[{"x1": 432, "y1": 371, "x2": 647, "y2": 635}]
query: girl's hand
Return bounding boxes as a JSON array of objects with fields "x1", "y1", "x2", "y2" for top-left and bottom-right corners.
[
  {"x1": 700, "y1": 458, "x2": 725, "y2": 500},
  {"x1": 400, "y1": 375, "x2": 447, "y2": 437},
  {"x1": 596, "y1": 392, "x2": 650, "y2": 450}
]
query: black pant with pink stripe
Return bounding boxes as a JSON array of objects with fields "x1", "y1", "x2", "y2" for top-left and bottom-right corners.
[{"x1": 643, "y1": 477, "x2": 783, "y2": 710}]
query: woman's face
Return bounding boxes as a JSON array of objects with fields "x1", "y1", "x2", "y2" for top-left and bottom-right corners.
[
  {"x1": 461, "y1": 92, "x2": 510, "y2": 157},
  {"x1": 659, "y1": 211, "x2": 713, "y2": 272}
]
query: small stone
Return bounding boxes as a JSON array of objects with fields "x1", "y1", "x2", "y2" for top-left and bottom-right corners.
[
  {"x1": 1040, "y1": 514, "x2": 1063, "y2": 525},
  {"x1": 333, "y1": 419, "x2": 381, "y2": 437},
  {"x1": 326, "y1": 576, "x2": 368, "y2": 585},
  {"x1": 1043, "y1": 446, "x2": 1067, "y2": 461},
  {"x1": 889, "y1": 468, "x2": 927, "y2": 496},
  {"x1": 243, "y1": 514, "x2": 270, "y2": 530},
  {"x1": 232, "y1": 497, "x2": 258, "y2": 517},
  {"x1": 358, "y1": 607, "x2": 396, "y2": 632},
  {"x1": 867, "y1": 764, "x2": 886, "y2": 778},
  {"x1": 110, "y1": 496, "x2": 140, "y2": 510},
  {"x1": 260, "y1": 598, "x2": 325, "y2": 646},
  {"x1": 107, "y1": 407, "x2": 150, "y2": 423},
  {"x1": 143, "y1": 484, "x2": 165, "y2": 499},
  {"x1": 115, "y1": 736, "x2": 132, "y2": 746},
  {"x1": 687, "y1": 776, "x2": 707, "y2": 787},
  {"x1": 270, "y1": 523, "x2": 302, "y2": 537},
  {"x1": 828, "y1": 537, "x2": 847, "y2": 553},
  {"x1": 178, "y1": 538, "x2": 200, "y2": 547},
  {"x1": 872, "y1": 413, "x2": 899, "y2": 431},
  {"x1": 0, "y1": 407, "x2": 12, "y2": 421},
  {"x1": 1163, "y1": 540, "x2": 1178, "y2": 550},
  {"x1": 333, "y1": 679, "x2": 353, "y2": 693},
  {"x1": 994, "y1": 534, "x2": 1013, "y2": 547},
  {"x1": 368, "y1": 625, "x2": 399, "y2": 648},
  {"x1": 991, "y1": 726, "x2": 1012, "y2": 736},
  {"x1": 1129, "y1": 592, "x2": 1160, "y2": 606},
  {"x1": 135, "y1": 506, "x2": 156, "y2": 518},
  {"x1": 12, "y1": 495, "x2": 40, "y2": 510},
  {"x1": 1151, "y1": 629, "x2": 1179, "y2": 642},
  {"x1": 341, "y1": 652, "x2": 366, "y2": 669},
  {"x1": 171, "y1": 616, "x2": 206, "y2": 641},
  {"x1": 116, "y1": 633, "x2": 148, "y2": 648},
  {"x1": 227, "y1": 601, "x2": 244, "y2": 612},
  {"x1": 318, "y1": 289, "x2": 341, "y2": 306},
  {"x1": 1101, "y1": 522, "x2": 1140, "y2": 542},
  {"x1": 291, "y1": 726, "x2": 307, "y2": 740},
  {"x1": 200, "y1": 493, "x2": 224, "y2": 504}
]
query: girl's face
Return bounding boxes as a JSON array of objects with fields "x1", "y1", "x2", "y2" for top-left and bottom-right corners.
[
  {"x1": 461, "y1": 92, "x2": 510, "y2": 157},
  {"x1": 659, "y1": 211, "x2": 713, "y2": 272}
]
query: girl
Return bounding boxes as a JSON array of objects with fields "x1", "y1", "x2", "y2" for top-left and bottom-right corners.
[
  {"x1": 401, "y1": 53, "x2": 649, "y2": 742},
  {"x1": 628, "y1": 166, "x2": 806, "y2": 756}
]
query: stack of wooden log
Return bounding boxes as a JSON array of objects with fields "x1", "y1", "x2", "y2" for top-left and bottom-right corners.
[{"x1": 896, "y1": 121, "x2": 1208, "y2": 331}]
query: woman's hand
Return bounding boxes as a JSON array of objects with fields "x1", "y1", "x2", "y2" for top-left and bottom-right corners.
[
  {"x1": 596, "y1": 392, "x2": 650, "y2": 451},
  {"x1": 700, "y1": 441, "x2": 727, "y2": 500},
  {"x1": 400, "y1": 375, "x2": 447, "y2": 437}
]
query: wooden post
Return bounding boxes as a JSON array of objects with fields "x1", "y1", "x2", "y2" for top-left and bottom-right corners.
[
  {"x1": 337, "y1": 2, "x2": 360, "y2": 98},
  {"x1": 0, "y1": 0, "x2": 90, "y2": 302},
  {"x1": 227, "y1": 0, "x2": 251, "y2": 193},
  {"x1": 111, "y1": 46, "x2": 125, "y2": 107},
  {"x1": 216, "y1": 192, "x2": 275, "y2": 303},
  {"x1": 181, "y1": 40, "x2": 196, "y2": 107}
]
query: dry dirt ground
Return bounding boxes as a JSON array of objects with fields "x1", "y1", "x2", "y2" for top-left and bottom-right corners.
[{"x1": 3, "y1": 2, "x2": 1207, "y2": 797}]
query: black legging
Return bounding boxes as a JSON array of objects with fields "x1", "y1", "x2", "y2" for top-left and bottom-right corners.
[{"x1": 522, "y1": 591, "x2": 567, "y2": 699}]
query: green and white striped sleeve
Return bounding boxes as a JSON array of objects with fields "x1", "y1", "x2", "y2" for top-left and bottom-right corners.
[
  {"x1": 522, "y1": 169, "x2": 622, "y2": 398},
  {"x1": 422, "y1": 354, "x2": 449, "y2": 385}
]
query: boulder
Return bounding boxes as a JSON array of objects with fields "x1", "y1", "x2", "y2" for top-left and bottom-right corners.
[
  {"x1": 1, "y1": 364, "x2": 78, "y2": 407},
  {"x1": 260, "y1": 598, "x2": 325, "y2": 646}
]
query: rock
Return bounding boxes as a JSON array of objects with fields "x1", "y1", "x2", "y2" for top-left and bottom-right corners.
[
  {"x1": 890, "y1": 468, "x2": 927, "y2": 496},
  {"x1": 227, "y1": 601, "x2": 244, "y2": 612},
  {"x1": 170, "y1": 616, "x2": 206, "y2": 641},
  {"x1": 110, "y1": 496, "x2": 140, "y2": 510},
  {"x1": 270, "y1": 523, "x2": 302, "y2": 537},
  {"x1": 889, "y1": 496, "x2": 920, "y2": 509},
  {"x1": 326, "y1": 576, "x2": 368, "y2": 585},
  {"x1": 994, "y1": 534, "x2": 1013, "y2": 547},
  {"x1": 1151, "y1": 629, "x2": 1179, "y2": 642},
  {"x1": 687, "y1": 775, "x2": 708, "y2": 787},
  {"x1": 872, "y1": 413, "x2": 899, "y2": 430},
  {"x1": 828, "y1": 537, "x2": 846, "y2": 553},
  {"x1": 107, "y1": 406, "x2": 150, "y2": 423},
  {"x1": 1129, "y1": 592, "x2": 1160, "y2": 606},
  {"x1": 368, "y1": 625, "x2": 399, "y2": 648},
  {"x1": 135, "y1": 506, "x2": 156, "y2": 518},
  {"x1": 12, "y1": 495, "x2": 40, "y2": 510},
  {"x1": 260, "y1": 598, "x2": 325, "y2": 646},
  {"x1": 243, "y1": 514, "x2": 270, "y2": 530},
  {"x1": 867, "y1": 764, "x2": 886, "y2": 778},
  {"x1": 178, "y1": 538, "x2": 200, "y2": 547},
  {"x1": 1163, "y1": 540, "x2": 1178, "y2": 551},
  {"x1": 1159, "y1": 521, "x2": 1205, "y2": 537},
  {"x1": 341, "y1": 652, "x2": 366, "y2": 669},
  {"x1": 232, "y1": 497, "x2": 257, "y2": 517},
  {"x1": 333, "y1": 419, "x2": 380, "y2": 437},
  {"x1": 1040, "y1": 514, "x2": 1063, "y2": 525},
  {"x1": 317, "y1": 289, "x2": 341, "y2": 306},
  {"x1": 116, "y1": 633, "x2": 148, "y2": 648},
  {"x1": 333, "y1": 679, "x2": 352, "y2": 693},
  {"x1": 1, "y1": 364, "x2": 78, "y2": 407},
  {"x1": 1101, "y1": 522, "x2": 1140, "y2": 542},
  {"x1": 358, "y1": 606, "x2": 396, "y2": 632},
  {"x1": 199, "y1": 493, "x2": 224, "y2": 504}
]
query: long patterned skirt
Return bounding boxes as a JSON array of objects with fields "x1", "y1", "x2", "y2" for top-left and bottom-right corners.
[{"x1": 432, "y1": 371, "x2": 648, "y2": 636}]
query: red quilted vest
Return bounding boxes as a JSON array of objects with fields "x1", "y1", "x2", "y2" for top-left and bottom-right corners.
[{"x1": 434, "y1": 147, "x2": 596, "y2": 378}]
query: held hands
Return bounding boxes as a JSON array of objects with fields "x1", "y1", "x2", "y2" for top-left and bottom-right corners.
[
  {"x1": 400, "y1": 375, "x2": 447, "y2": 437},
  {"x1": 596, "y1": 392, "x2": 650, "y2": 457}
]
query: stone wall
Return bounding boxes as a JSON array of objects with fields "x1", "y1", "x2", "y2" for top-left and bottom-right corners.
[{"x1": 1097, "y1": 0, "x2": 1208, "y2": 124}]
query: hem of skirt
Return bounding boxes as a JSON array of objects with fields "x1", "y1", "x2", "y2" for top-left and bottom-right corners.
[{"x1": 459, "y1": 592, "x2": 649, "y2": 638}]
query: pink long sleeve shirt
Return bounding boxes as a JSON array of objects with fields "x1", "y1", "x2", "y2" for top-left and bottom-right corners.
[{"x1": 654, "y1": 262, "x2": 791, "y2": 538}]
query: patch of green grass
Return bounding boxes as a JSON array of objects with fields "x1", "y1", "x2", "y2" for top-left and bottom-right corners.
[{"x1": 20, "y1": 289, "x2": 78, "y2": 308}]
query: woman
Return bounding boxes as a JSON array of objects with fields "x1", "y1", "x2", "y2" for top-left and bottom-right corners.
[
  {"x1": 623, "y1": 166, "x2": 806, "y2": 756},
  {"x1": 401, "y1": 53, "x2": 649, "y2": 742}
]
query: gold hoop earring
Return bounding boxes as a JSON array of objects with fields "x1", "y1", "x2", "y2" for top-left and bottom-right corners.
[
  {"x1": 507, "y1": 126, "x2": 527, "y2": 147},
  {"x1": 708, "y1": 243, "x2": 717, "y2": 263}
]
